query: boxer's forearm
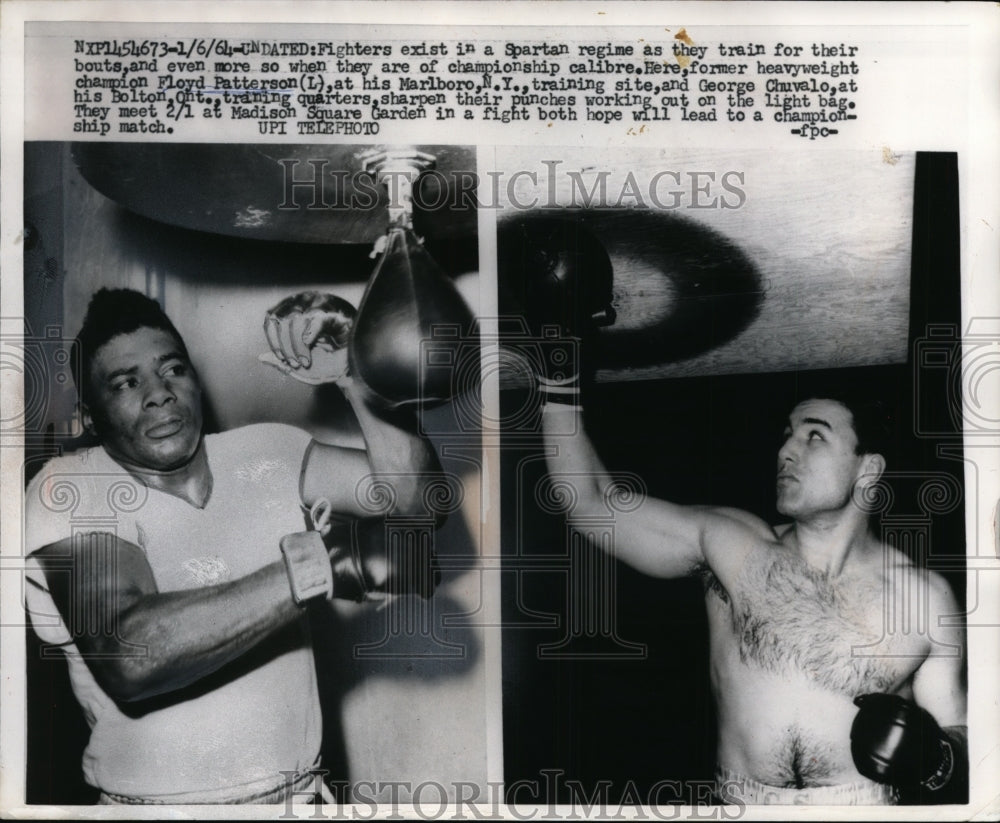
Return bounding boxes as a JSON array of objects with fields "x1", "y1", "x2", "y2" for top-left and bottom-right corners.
[
  {"x1": 339, "y1": 377, "x2": 442, "y2": 516},
  {"x1": 541, "y1": 404, "x2": 715, "y2": 579},
  {"x1": 95, "y1": 560, "x2": 302, "y2": 702},
  {"x1": 541, "y1": 405, "x2": 612, "y2": 511}
]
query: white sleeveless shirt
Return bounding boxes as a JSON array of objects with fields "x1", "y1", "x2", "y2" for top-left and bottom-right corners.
[{"x1": 24, "y1": 423, "x2": 322, "y2": 801}]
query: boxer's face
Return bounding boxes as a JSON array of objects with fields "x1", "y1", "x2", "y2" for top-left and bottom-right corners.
[
  {"x1": 83, "y1": 327, "x2": 203, "y2": 472},
  {"x1": 775, "y1": 399, "x2": 870, "y2": 519}
]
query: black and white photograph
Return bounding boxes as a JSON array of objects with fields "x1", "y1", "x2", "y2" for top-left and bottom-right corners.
[
  {"x1": 496, "y1": 148, "x2": 969, "y2": 807},
  {"x1": 19, "y1": 141, "x2": 487, "y2": 805},
  {"x1": 1, "y1": 3, "x2": 998, "y2": 820}
]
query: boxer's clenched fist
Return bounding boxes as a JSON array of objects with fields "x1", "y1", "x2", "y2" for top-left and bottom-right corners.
[
  {"x1": 325, "y1": 518, "x2": 440, "y2": 602},
  {"x1": 850, "y1": 693, "x2": 956, "y2": 791},
  {"x1": 500, "y1": 217, "x2": 616, "y2": 342},
  {"x1": 261, "y1": 291, "x2": 356, "y2": 384}
]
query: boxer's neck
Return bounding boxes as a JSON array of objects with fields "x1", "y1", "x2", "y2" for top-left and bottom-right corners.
[
  {"x1": 111, "y1": 439, "x2": 213, "y2": 509},
  {"x1": 790, "y1": 509, "x2": 874, "y2": 577}
]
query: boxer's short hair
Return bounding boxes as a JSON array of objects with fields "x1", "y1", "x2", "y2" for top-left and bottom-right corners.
[
  {"x1": 843, "y1": 397, "x2": 894, "y2": 459},
  {"x1": 71, "y1": 288, "x2": 189, "y2": 403},
  {"x1": 807, "y1": 393, "x2": 895, "y2": 462}
]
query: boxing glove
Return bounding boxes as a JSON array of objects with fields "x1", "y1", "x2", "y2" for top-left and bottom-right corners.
[
  {"x1": 325, "y1": 518, "x2": 440, "y2": 603},
  {"x1": 499, "y1": 217, "x2": 616, "y2": 408},
  {"x1": 500, "y1": 216, "x2": 616, "y2": 344},
  {"x1": 850, "y1": 693, "x2": 958, "y2": 792}
]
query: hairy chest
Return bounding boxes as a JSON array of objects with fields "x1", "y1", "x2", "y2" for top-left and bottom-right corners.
[{"x1": 719, "y1": 553, "x2": 923, "y2": 696}]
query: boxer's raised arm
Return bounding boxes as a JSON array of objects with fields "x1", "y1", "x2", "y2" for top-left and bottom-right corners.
[
  {"x1": 518, "y1": 216, "x2": 767, "y2": 588},
  {"x1": 542, "y1": 405, "x2": 769, "y2": 586},
  {"x1": 261, "y1": 292, "x2": 442, "y2": 519},
  {"x1": 300, "y1": 377, "x2": 442, "y2": 518}
]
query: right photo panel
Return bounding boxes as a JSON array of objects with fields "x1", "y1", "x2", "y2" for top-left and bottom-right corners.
[{"x1": 496, "y1": 148, "x2": 967, "y2": 809}]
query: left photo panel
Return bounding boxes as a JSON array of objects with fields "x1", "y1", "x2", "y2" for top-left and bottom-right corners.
[{"x1": 19, "y1": 141, "x2": 488, "y2": 806}]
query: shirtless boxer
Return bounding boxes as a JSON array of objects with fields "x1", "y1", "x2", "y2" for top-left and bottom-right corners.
[
  {"x1": 24, "y1": 288, "x2": 441, "y2": 803},
  {"x1": 523, "y1": 225, "x2": 967, "y2": 806}
]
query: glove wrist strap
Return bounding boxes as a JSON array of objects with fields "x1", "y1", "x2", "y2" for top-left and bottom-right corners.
[
  {"x1": 922, "y1": 738, "x2": 954, "y2": 792},
  {"x1": 279, "y1": 531, "x2": 334, "y2": 606},
  {"x1": 538, "y1": 373, "x2": 582, "y2": 412}
]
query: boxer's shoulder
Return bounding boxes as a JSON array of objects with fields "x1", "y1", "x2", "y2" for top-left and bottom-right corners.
[
  {"x1": 701, "y1": 505, "x2": 780, "y2": 544},
  {"x1": 876, "y1": 546, "x2": 957, "y2": 620},
  {"x1": 212, "y1": 422, "x2": 312, "y2": 454},
  {"x1": 26, "y1": 444, "x2": 128, "y2": 507},
  {"x1": 861, "y1": 539, "x2": 951, "y2": 602},
  {"x1": 696, "y1": 506, "x2": 783, "y2": 604}
]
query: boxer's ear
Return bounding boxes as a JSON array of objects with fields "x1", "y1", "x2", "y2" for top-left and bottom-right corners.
[
  {"x1": 80, "y1": 402, "x2": 97, "y2": 437},
  {"x1": 858, "y1": 452, "x2": 886, "y2": 485}
]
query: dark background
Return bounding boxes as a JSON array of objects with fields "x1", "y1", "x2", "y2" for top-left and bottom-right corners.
[{"x1": 500, "y1": 153, "x2": 966, "y2": 804}]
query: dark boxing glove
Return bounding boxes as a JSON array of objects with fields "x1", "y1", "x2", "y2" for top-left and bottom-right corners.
[
  {"x1": 280, "y1": 522, "x2": 439, "y2": 605},
  {"x1": 499, "y1": 217, "x2": 616, "y2": 407},
  {"x1": 325, "y1": 518, "x2": 440, "y2": 603},
  {"x1": 850, "y1": 693, "x2": 961, "y2": 794},
  {"x1": 512, "y1": 217, "x2": 616, "y2": 342}
]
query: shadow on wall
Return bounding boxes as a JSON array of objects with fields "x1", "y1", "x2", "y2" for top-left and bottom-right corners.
[
  {"x1": 498, "y1": 209, "x2": 765, "y2": 372},
  {"x1": 313, "y1": 587, "x2": 484, "y2": 785}
]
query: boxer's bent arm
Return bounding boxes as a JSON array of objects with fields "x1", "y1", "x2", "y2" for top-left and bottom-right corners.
[
  {"x1": 610, "y1": 501, "x2": 771, "y2": 589},
  {"x1": 301, "y1": 377, "x2": 443, "y2": 518},
  {"x1": 542, "y1": 406, "x2": 768, "y2": 585},
  {"x1": 33, "y1": 533, "x2": 302, "y2": 703},
  {"x1": 911, "y1": 570, "x2": 967, "y2": 735},
  {"x1": 888, "y1": 571, "x2": 969, "y2": 798}
]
